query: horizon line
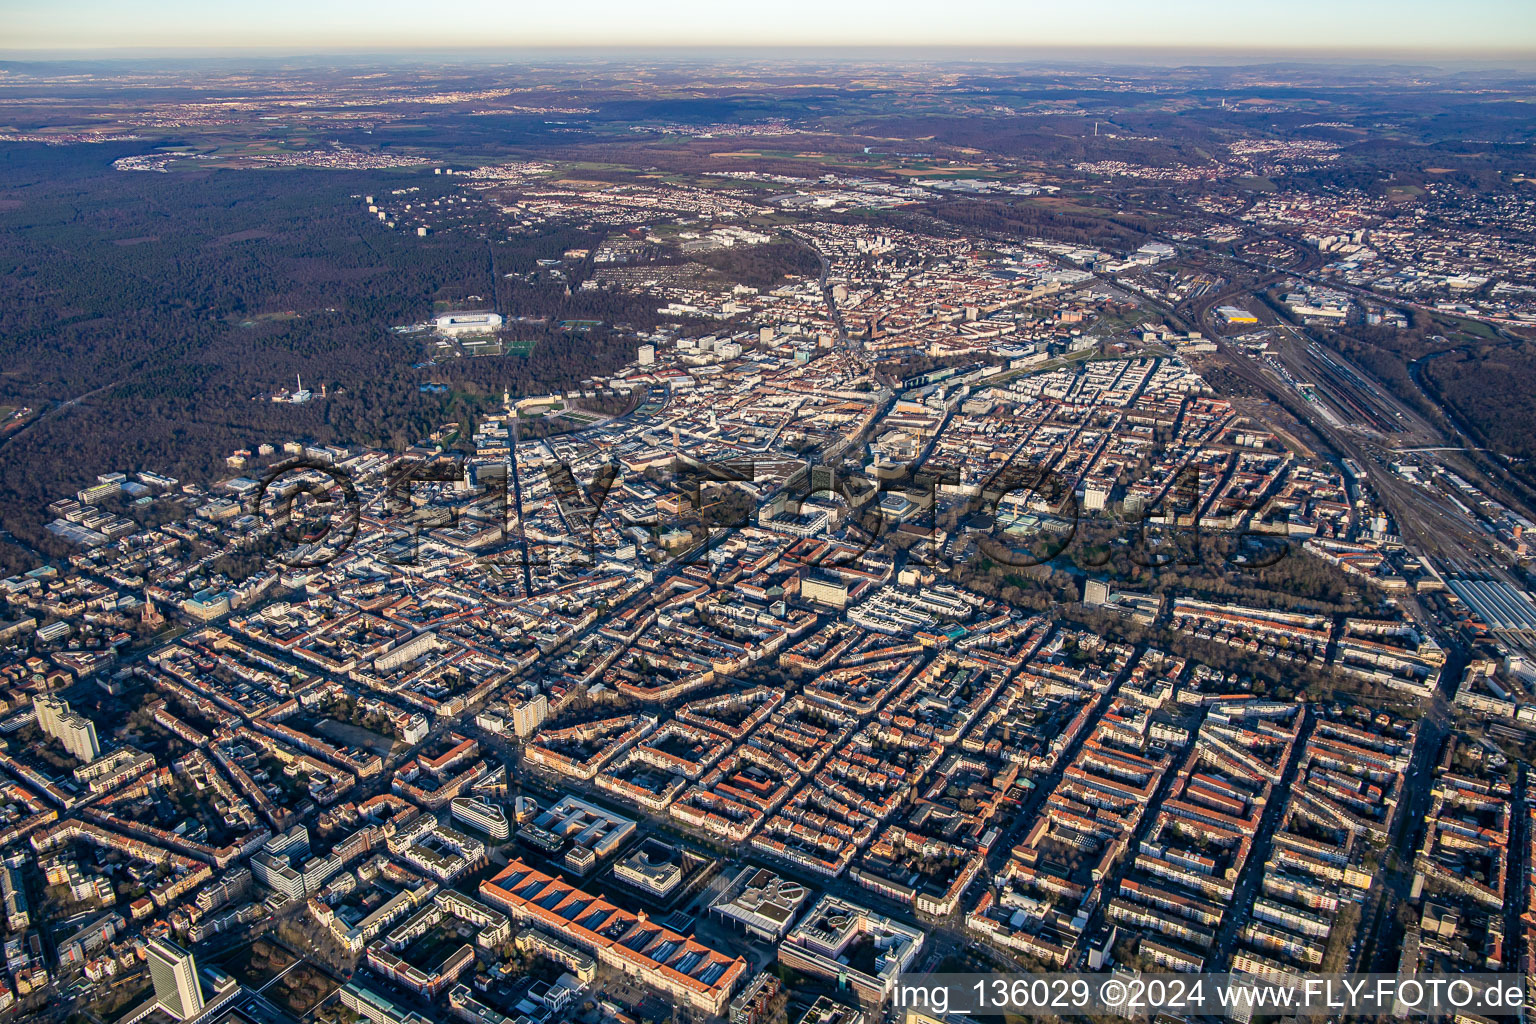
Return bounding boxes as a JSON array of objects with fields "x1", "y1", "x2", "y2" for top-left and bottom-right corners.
[{"x1": 2, "y1": 42, "x2": 1535, "y2": 63}]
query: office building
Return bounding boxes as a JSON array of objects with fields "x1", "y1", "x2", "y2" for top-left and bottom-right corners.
[
  {"x1": 710, "y1": 867, "x2": 810, "y2": 940},
  {"x1": 251, "y1": 825, "x2": 342, "y2": 900},
  {"x1": 800, "y1": 574, "x2": 850, "y2": 610},
  {"x1": 521, "y1": 795, "x2": 636, "y2": 862},
  {"x1": 0, "y1": 866, "x2": 27, "y2": 931},
  {"x1": 779, "y1": 896, "x2": 922, "y2": 1007},
  {"x1": 340, "y1": 982, "x2": 434, "y2": 1024},
  {"x1": 147, "y1": 937, "x2": 204, "y2": 1020},
  {"x1": 451, "y1": 797, "x2": 510, "y2": 841},
  {"x1": 614, "y1": 838, "x2": 684, "y2": 897}
]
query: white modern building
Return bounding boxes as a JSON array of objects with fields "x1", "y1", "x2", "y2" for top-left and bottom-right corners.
[
  {"x1": 614, "y1": 838, "x2": 684, "y2": 897},
  {"x1": 33, "y1": 694, "x2": 100, "y2": 762},
  {"x1": 710, "y1": 866, "x2": 810, "y2": 940},
  {"x1": 450, "y1": 797, "x2": 510, "y2": 841},
  {"x1": 778, "y1": 895, "x2": 922, "y2": 1007},
  {"x1": 512, "y1": 694, "x2": 548, "y2": 739},
  {"x1": 251, "y1": 826, "x2": 341, "y2": 900},
  {"x1": 435, "y1": 312, "x2": 503, "y2": 337},
  {"x1": 147, "y1": 937, "x2": 204, "y2": 1020}
]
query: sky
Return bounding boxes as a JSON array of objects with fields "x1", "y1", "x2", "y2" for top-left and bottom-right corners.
[{"x1": 3, "y1": 0, "x2": 1534, "y2": 56}]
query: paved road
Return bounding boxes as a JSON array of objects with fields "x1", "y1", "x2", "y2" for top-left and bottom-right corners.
[{"x1": 1357, "y1": 642, "x2": 1465, "y2": 973}]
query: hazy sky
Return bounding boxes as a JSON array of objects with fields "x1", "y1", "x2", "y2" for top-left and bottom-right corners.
[{"x1": 3, "y1": 0, "x2": 1534, "y2": 55}]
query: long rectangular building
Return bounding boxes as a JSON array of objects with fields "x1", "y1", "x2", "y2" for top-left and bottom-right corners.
[{"x1": 480, "y1": 859, "x2": 745, "y2": 1015}]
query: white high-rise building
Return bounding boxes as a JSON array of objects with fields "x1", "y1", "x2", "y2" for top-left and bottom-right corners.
[
  {"x1": 147, "y1": 937, "x2": 204, "y2": 1020},
  {"x1": 251, "y1": 825, "x2": 341, "y2": 900},
  {"x1": 512, "y1": 694, "x2": 548, "y2": 739},
  {"x1": 33, "y1": 694, "x2": 100, "y2": 762},
  {"x1": 638, "y1": 344, "x2": 655, "y2": 365}
]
